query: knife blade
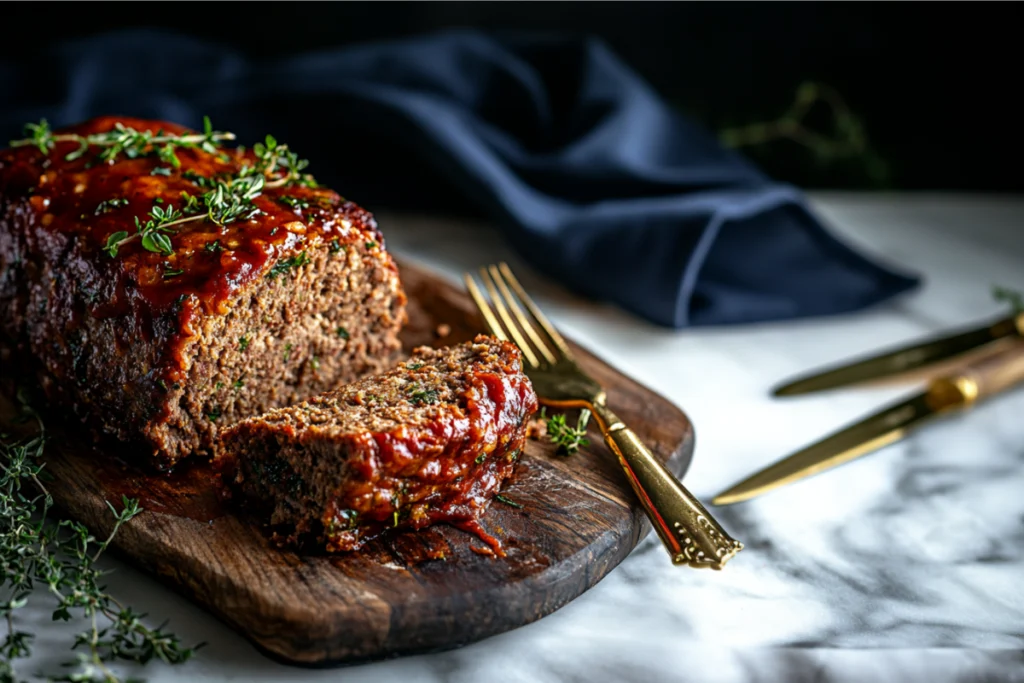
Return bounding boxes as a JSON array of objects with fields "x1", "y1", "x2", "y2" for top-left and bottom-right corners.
[
  {"x1": 714, "y1": 340, "x2": 1024, "y2": 506},
  {"x1": 771, "y1": 313, "x2": 1023, "y2": 397}
]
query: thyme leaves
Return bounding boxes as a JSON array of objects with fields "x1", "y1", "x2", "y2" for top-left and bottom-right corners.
[
  {"x1": 12, "y1": 118, "x2": 322, "y2": 261},
  {"x1": 94, "y1": 197, "x2": 129, "y2": 216},
  {"x1": 8, "y1": 117, "x2": 234, "y2": 164},
  {"x1": 540, "y1": 407, "x2": 592, "y2": 456},
  {"x1": 408, "y1": 386, "x2": 440, "y2": 405},
  {"x1": 266, "y1": 251, "x2": 311, "y2": 280},
  {"x1": 252, "y1": 135, "x2": 316, "y2": 190},
  {"x1": 494, "y1": 494, "x2": 523, "y2": 509},
  {"x1": 104, "y1": 204, "x2": 188, "y2": 257},
  {"x1": 0, "y1": 401, "x2": 201, "y2": 681}
]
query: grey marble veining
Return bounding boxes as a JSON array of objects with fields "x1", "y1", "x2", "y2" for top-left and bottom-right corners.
[{"x1": 13, "y1": 194, "x2": 1024, "y2": 682}]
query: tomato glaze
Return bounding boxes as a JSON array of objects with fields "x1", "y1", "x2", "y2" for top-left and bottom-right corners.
[
  {"x1": 0, "y1": 116, "x2": 383, "y2": 363},
  {"x1": 320, "y1": 348, "x2": 538, "y2": 556}
]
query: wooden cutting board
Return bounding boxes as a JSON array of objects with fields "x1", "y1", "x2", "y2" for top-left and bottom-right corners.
[{"x1": 1, "y1": 259, "x2": 693, "y2": 667}]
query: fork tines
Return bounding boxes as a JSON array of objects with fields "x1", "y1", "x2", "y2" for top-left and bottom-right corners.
[{"x1": 463, "y1": 263, "x2": 573, "y2": 368}]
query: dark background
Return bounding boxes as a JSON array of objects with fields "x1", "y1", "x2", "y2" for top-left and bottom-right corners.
[{"x1": 3, "y1": 2, "x2": 1019, "y2": 192}]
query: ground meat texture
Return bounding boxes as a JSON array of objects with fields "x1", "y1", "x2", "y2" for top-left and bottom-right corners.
[
  {"x1": 0, "y1": 117, "x2": 407, "y2": 469},
  {"x1": 218, "y1": 336, "x2": 539, "y2": 552}
]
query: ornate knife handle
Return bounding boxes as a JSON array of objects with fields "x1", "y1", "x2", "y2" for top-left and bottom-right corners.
[{"x1": 590, "y1": 403, "x2": 743, "y2": 569}]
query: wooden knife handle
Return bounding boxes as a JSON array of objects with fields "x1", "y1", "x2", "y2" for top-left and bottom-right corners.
[{"x1": 954, "y1": 341, "x2": 1024, "y2": 401}]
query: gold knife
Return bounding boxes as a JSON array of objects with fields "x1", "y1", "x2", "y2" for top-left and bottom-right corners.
[
  {"x1": 772, "y1": 312, "x2": 1024, "y2": 397},
  {"x1": 713, "y1": 340, "x2": 1024, "y2": 506}
]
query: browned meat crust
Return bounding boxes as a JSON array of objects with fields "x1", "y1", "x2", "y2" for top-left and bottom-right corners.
[
  {"x1": 217, "y1": 336, "x2": 539, "y2": 553},
  {"x1": 0, "y1": 117, "x2": 407, "y2": 468}
]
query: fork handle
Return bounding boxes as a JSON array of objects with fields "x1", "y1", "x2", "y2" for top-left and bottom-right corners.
[{"x1": 590, "y1": 403, "x2": 743, "y2": 569}]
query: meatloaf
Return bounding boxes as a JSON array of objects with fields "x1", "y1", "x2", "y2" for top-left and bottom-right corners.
[
  {"x1": 0, "y1": 116, "x2": 406, "y2": 469},
  {"x1": 217, "y1": 335, "x2": 538, "y2": 553}
]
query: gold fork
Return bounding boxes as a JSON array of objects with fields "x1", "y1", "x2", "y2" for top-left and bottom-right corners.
[{"x1": 465, "y1": 262, "x2": 743, "y2": 569}]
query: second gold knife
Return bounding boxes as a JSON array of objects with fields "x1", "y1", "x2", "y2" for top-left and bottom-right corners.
[{"x1": 771, "y1": 312, "x2": 1024, "y2": 397}]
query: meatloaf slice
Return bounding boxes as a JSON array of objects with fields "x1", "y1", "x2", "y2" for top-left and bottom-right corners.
[
  {"x1": 217, "y1": 335, "x2": 539, "y2": 553},
  {"x1": 0, "y1": 117, "x2": 406, "y2": 469}
]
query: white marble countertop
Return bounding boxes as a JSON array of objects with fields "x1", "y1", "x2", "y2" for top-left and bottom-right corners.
[{"x1": 16, "y1": 193, "x2": 1024, "y2": 682}]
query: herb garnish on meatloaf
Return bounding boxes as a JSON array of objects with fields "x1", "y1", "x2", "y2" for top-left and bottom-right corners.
[{"x1": 218, "y1": 335, "x2": 539, "y2": 553}]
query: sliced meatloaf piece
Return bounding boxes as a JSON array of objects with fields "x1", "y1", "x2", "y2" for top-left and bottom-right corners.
[
  {"x1": 0, "y1": 116, "x2": 406, "y2": 469},
  {"x1": 217, "y1": 335, "x2": 539, "y2": 553}
]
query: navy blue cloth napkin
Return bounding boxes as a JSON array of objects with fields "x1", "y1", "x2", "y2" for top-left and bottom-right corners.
[{"x1": 0, "y1": 29, "x2": 919, "y2": 328}]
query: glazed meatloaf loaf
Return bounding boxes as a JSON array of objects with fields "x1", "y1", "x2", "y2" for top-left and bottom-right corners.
[
  {"x1": 218, "y1": 335, "x2": 538, "y2": 553},
  {"x1": 0, "y1": 116, "x2": 406, "y2": 468}
]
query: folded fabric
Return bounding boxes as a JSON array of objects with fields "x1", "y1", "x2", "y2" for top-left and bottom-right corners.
[{"x1": 0, "y1": 29, "x2": 919, "y2": 327}]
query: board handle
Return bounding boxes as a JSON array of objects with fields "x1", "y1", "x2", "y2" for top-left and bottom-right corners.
[{"x1": 590, "y1": 403, "x2": 743, "y2": 569}]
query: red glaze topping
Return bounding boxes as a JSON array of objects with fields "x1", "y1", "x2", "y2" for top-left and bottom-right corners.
[
  {"x1": 0, "y1": 116, "x2": 383, "y2": 322},
  {"x1": 323, "y1": 365, "x2": 535, "y2": 554},
  {"x1": 223, "y1": 337, "x2": 538, "y2": 554}
]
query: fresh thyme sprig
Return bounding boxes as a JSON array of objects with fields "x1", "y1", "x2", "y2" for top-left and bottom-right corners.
[
  {"x1": 104, "y1": 204, "x2": 189, "y2": 257},
  {"x1": 13, "y1": 118, "x2": 319, "y2": 260},
  {"x1": 195, "y1": 174, "x2": 265, "y2": 225},
  {"x1": 9, "y1": 117, "x2": 235, "y2": 166},
  {"x1": 104, "y1": 173, "x2": 266, "y2": 257},
  {"x1": 717, "y1": 81, "x2": 889, "y2": 186},
  {"x1": 539, "y1": 407, "x2": 592, "y2": 455},
  {"x1": 1, "y1": 398, "x2": 201, "y2": 682},
  {"x1": 251, "y1": 135, "x2": 317, "y2": 189}
]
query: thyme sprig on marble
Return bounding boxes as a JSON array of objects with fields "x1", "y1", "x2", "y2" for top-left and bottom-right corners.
[{"x1": 1, "y1": 397, "x2": 201, "y2": 682}]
